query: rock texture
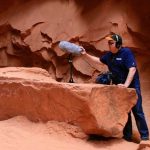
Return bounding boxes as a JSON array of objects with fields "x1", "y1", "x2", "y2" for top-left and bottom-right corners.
[
  {"x1": 0, "y1": 67, "x2": 137, "y2": 137},
  {"x1": 0, "y1": 0, "x2": 149, "y2": 83},
  {"x1": 0, "y1": 1, "x2": 149, "y2": 149},
  {"x1": 0, "y1": 1, "x2": 150, "y2": 102}
]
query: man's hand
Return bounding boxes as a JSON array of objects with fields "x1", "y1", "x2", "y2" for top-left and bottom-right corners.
[
  {"x1": 117, "y1": 83, "x2": 128, "y2": 88},
  {"x1": 80, "y1": 46, "x2": 86, "y2": 55}
]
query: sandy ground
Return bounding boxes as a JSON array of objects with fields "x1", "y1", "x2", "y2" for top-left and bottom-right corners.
[{"x1": 0, "y1": 116, "x2": 141, "y2": 150}]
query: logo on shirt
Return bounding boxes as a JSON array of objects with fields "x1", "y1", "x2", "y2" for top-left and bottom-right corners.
[{"x1": 116, "y1": 58, "x2": 122, "y2": 60}]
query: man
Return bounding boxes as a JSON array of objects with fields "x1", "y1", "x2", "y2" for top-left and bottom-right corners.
[{"x1": 80, "y1": 33, "x2": 149, "y2": 143}]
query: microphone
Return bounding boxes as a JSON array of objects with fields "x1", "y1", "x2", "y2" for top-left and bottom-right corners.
[{"x1": 59, "y1": 41, "x2": 82, "y2": 55}]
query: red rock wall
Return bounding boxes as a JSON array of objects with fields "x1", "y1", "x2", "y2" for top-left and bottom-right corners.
[{"x1": 0, "y1": 0, "x2": 150, "y2": 88}]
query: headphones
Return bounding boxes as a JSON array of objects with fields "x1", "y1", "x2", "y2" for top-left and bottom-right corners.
[{"x1": 115, "y1": 34, "x2": 122, "y2": 48}]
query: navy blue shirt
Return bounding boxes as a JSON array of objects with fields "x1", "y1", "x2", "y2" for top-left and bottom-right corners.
[{"x1": 100, "y1": 47, "x2": 140, "y2": 88}]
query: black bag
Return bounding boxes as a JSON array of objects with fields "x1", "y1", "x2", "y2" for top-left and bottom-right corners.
[{"x1": 95, "y1": 72, "x2": 112, "y2": 85}]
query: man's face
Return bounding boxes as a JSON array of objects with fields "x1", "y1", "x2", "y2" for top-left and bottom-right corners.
[{"x1": 108, "y1": 40, "x2": 118, "y2": 53}]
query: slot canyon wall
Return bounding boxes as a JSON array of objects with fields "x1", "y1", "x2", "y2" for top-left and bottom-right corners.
[{"x1": 0, "y1": 0, "x2": 150, "y2": 118}]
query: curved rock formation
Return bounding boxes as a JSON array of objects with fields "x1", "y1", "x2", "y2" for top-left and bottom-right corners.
[
  {"x1": 0, "y1": 0, "x2": 149, "y2": 83},
  {"x1": 0, "y1": 1, "x2": 150, "y2": 148}
]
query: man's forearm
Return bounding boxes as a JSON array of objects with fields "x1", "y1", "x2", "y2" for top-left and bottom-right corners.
[
  {"x1": 82, "y1": 53, "x2": 103, "y2": 67},
  {"x1": 124, "y1": 67, "x2": 136, "y2": 87}
]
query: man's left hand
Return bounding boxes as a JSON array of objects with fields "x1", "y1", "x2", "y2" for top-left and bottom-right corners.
[{"x1": 117, "y1": 84, "x2": 128, "y2": 88}]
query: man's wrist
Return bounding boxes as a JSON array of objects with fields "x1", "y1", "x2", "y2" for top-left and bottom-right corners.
[
  {"x1": 81, "y1": 52, "x2": 88, "y2": 58},
  {"x1": 124, "y1": 82, "x2": 129, "y2": 88}
]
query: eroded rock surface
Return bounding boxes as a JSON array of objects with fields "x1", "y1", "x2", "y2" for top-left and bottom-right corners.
[{"x1": 0, "y1": 0, "x2": 149, "y2": 84}]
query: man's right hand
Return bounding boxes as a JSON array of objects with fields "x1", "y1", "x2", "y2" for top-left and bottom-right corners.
[{"x1": 80, "y1": 46, "x2": 86, "y2": 55}]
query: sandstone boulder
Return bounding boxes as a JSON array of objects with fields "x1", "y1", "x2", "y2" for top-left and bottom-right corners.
[{"x1": 0, "y1": 67, "x2": 137, "y2": 137}]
